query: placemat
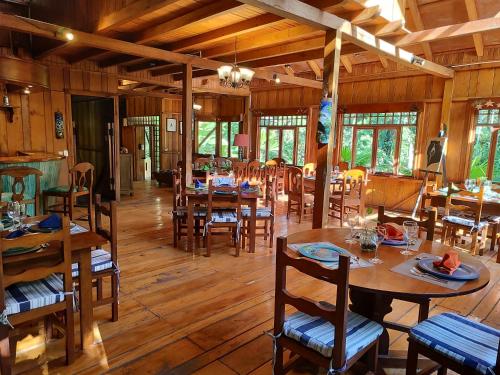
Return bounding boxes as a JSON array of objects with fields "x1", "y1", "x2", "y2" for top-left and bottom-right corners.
[
  {"x1": 386, "y1": 238, "x2": 423, "y2": 251},
  {"x1": 70, "y1": 224, "x2": 88, "y2": 235},
  {"x1": 289, "y1": 242, "x2": 373, "y2": 270},
  {"x1": 391, "y1": 253, "x2": 465, "y2": 290}
]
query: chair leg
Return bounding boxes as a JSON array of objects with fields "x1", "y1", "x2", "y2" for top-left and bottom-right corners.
[
  {"x1": 437, "y1": 366, "x2": 447, "y2": 375},
  {"x1": 42, "y1": 193, "x2": 48, "y2": 215},
  {"x1": 287, "y1": 200, "x2": 291, "y2": 219},
  {"x1": 490, "y1": 223, "x2": 498, "y2": 252},
  {"x1": 406, "y1": 339, "x2": 418, "y2": 375},
  {"x1": 471, "y1": 231, "x2": 479, "y2": 255},
  {"x1": 366, "y1": 340, "x2": 379, "y2": 374},
  {"x1": 65, "y1": 301, "x2": 75, "y2": 365},
  {"x1": 173, "y1": 218, "x2": 178, "y2": 248},
  {"x1": 269, "y1": 218, "x2": 274, "y2": 248},
  {"x1": 0, "y1": 327, "x2": 12, "y2": 375},
  {"x1": 273, "y1": 340, "x2": 284, "y2": 375},
  {"x1": 235, "y1": 229, "x2": 240, "y2": 257},
  {"x1": 206, "y1": 230, "x2": 211, "y2": 257},
  {"x1": 88, "y1": 193, "x2": 95, "y2": 232},
  {"x1": 111, "y1": 273, "x2": 119, "y2": 322},
  {"x1": 96, "y1": 277, "x2": 103, "y2": 300}
]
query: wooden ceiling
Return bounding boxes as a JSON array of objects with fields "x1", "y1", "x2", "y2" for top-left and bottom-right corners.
[{"x1": 2, "y1": 0, "x2": 500, "y2": 94}]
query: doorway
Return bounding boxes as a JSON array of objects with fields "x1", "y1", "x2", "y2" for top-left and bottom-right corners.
[{"x1": 71, "y1": 95, "x2": 117, "y2": 200}]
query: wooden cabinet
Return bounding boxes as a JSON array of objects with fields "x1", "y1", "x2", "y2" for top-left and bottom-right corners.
[{"x1": 120, "y1": 153, "x2": 133, "y2": 196}]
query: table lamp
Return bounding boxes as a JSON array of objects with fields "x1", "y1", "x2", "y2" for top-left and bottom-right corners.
[{"x1": 233, "y1": 134, "x2": 249, "y2": 161}]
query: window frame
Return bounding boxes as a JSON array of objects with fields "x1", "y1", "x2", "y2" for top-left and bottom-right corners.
[
  {"x1": 219, "y1": 120, "x2": 241, "y2": 158},
  {"x1": 339, "y1": 107, "x2": 419, "y2": 176}
]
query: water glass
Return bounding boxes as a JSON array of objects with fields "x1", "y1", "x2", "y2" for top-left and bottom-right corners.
[
  {"x1": 18, "y1": 203, "x2": 27, "y2": 228},
  {"x1": 7, "y1": 201, "x2": 20, "y2": 229},
  {"x1": 333, "y1": 166, "x2": 340, "y2": 176},
  {"x1": 369, "y1": 226, "x2": 386, "y2": 264},
  {"x1": 346, "y1": 213, "x2": 359, "y2": 243},
  {"x1": 401, "y1": 221, "x2": 418, "y2": 255}
]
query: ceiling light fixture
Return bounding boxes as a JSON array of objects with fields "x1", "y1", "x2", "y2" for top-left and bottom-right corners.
[
  {"x1": 217, "y1": 37, "x2": 254, "y2": 89},
  {"x1": 272, "y1": 74, "x2": 281, "y2": 84},
  {"x1": 23, "y1": 87, "x2": 31, "y2": 95},
  {"x1": 193, "y1": 103, "x2": 202, "y2": 111}
]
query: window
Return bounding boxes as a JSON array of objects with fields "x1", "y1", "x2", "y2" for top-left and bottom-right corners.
[
  {"x1": 341, "y1": 111, "x2": 418, "y2": 175},
  {"x1": 220, "y1": 121, "x2": 240, "y2": 158},
  {"x1": 197, "y1": 121, "x2": 217, "y2": 155},
  {"x1": 469, "y1": 108, "x2": 500, "y2": 182},
  {"x1": 258, "y1": 115, "x2": 307, "y2": 165}
]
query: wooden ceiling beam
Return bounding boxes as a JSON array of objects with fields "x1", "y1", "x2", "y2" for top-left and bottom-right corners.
[
  {"x1": 307, "y1": 60, "x2": 322, "y2": 79},
  {"x1": 379, "y1": 56, "x2": 388, "y2": 68},
  {"x1": 0, "y1": 13, "x2": 322, "y2": 88},
  {"x1": 284, "y1": 64, "x2": 295, "y2": 76},
  {"x1": 407, "y1": 0, "x2": 433, "y2": 60},
  {"x1": 464, "y1": 0, "x2": 484, "y2": 57},
  {"x1": 340, "y1": 54, "x2": 353, "y2": 73},
  {"x1": 236, "y1": 0, "x2": 454, "y2": 78}
]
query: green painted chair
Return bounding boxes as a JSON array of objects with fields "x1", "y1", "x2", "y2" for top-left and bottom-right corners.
[
  {"x1": 0, "y1": 166, "x2": 42, "y2": 216},
  {"x1": 43, "y1": 162, "x2": 95, "y2": 231}
]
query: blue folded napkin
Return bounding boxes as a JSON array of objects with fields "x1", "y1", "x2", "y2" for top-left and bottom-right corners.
[
  {"x1": 194, "y1": 179, "x2": 205, "y2": 189},
  {"x1": 39, "y1": 214, "x2": 62, "y2": 229},
  {"x1": 241, "y1": 181, "x2": 250, "y2": 189},
  {"x1": 6, "y1": 229, "x2": 26, "y2": 239}
]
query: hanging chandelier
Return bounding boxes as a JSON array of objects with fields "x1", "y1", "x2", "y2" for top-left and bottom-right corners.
[{"x1": 217, "y1": 38, "x2": 254, "y2": 89}]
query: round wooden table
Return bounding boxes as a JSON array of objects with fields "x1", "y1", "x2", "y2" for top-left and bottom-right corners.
[{"x1": 285, "y1": 228, "x2": 490, "y2": 356}]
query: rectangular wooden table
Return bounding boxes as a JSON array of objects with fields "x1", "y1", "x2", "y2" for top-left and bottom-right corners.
[
  {"x1": 427, "y1": 189, "x2": 500, "y2": 215},
  {"x1": 184, "y1": 189, "x2": 260, "y2": 253}
]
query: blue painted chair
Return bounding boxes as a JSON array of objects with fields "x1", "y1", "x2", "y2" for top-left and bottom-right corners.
[
  {"x1": 406, "y1": 313, "x2": 499, "y2": 375},
  {"x1": 271, "y1": 236, "x2": 383, "y2": 374},
  {"x1": 0, "y1": 166, "x2": 42, "y2": 216}
]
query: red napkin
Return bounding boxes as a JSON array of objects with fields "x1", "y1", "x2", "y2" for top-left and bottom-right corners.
[
  {"x1": 380, "y1": 223, "x2": 404, "y2": 240},
  {"x1": 433, "y1": 251, "x2": 461, "y2": 275}
]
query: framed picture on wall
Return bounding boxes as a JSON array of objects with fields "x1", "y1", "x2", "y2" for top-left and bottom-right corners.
[{"x1": 166, "y1": 118, "x2": 177, "y2": 132}]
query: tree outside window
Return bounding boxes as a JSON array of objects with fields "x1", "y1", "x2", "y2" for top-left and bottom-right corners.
[
  {"x1": 197, "y1": 121, "x2": 216, "y2": 155},
  {"x1": 469, "y1": 108, "x2": 500, "y2": 182}
]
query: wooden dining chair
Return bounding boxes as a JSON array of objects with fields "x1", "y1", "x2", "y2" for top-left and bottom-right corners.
[
  {"x1": 247, "y1": 160, "x2": 262, "y2": 182},
  {"x1": 205, "y1": 180, "x2": 242, "y2": 257},
  {"x1": 43, "y1": 162, "x2": 95, "y2": 231},
  {"x1": 193, "y1": 157, "x2": 211, "y2": 170},
  {"x1": 286, "y1": 166, "x2": 312, "y2": 223},
  {"x1": 302, "y1": 162, "x2": 316, "y2": 177},
  {"x1": 214, "y1": 157, "x2": 231, "y2": 172},
  {"x1": 441, "y1": 183, "x2": 488, "y2": 255},
  {"x1": 171, "y1": 170, "x2": 206, "y2": 248},
  {"x1": 378, "y1": 206, "x2": 437, "y2": 241},
  {"x1": 406, "y1": 313, "x2": 499, "y2": 375},
  {"x1": 241, "y1": 175, "x2": 276, "y2": 248},
  {"x1": 329, "y1": 169, "x2": 365, "y2": 227},
  {"x1": 71, "y1": 194, "x2": 120, "y2": 322},
  {"x1": 231, "y1": 161, "x2": 248, "y2": 181},
  {"x1": 272, "y1": 236, "x2": 383, "y2": 374},
  {"x1": 338, "y1": 161, "x2": 349, "y2": 171},
  {"x1": 0, "y1": 166, "x2": 43, "y2": 217},
  {"x1": 0, "y1": 216, "x2": 74, "y2": 374}
]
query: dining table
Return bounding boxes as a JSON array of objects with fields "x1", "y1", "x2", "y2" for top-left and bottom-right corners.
[
  {"x1": 285, "y1": 228, "x2": 490, "y2": 366},
  {"x1": 184, "y1": 187, "x2": 260, "y2": 253},
  {"x1": 427, "y1": 187, "x2": 500, "y2": 216}
]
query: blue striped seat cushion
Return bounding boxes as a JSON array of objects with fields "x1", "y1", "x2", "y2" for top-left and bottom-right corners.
[
  {"x1": 173, "y1": 206, "x2": 207, "y2": 217},
  {"x1": 210, "y1": 210, "x2": 239, "y2": 223},
  {"x1": 283, "y1": 310, "x2": 383, "y2": 359},
  {"x1": 242, "y1": 207, "x2": 272, "y2": 218},
  {"x1": 72, "y1": 249, "x2": 115, "y2": 277},
  {"x1": 442, "y1": 216, "x2": 488, "y2": 231},
  {"x1": 410, "y1": 313, "x2": 499, "y2": 375},
  {"x1": 5, "y1": 274, "x2": 66, "y2": 315}
]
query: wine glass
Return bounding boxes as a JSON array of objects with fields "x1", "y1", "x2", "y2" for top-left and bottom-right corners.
[
  {"x1": 333, "y1": 166, "x2": 340, "y2": 176},
  {"x1": 18, "y1": 203, "x2": 27, "y2": 228},
  {"x1": 401, "y1": 221, "x2": 418, "y2": 255},
  {"x1": 346, "y1": 213, "x2": 359, "y2": 243},
  {"x1": 464, "y1": 179, "x2": 472, "y2": 191},
  {"x1": 369, "y1": 226, "x2": 386, "y2": 264},
  {"x1": 7, "y1": 201, "x2": 20, "y2": 229}
]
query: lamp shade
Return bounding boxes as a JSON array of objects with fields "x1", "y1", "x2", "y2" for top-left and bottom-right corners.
[{"x1": 233, "y1": 133, "x2": 250, "y2": 147}]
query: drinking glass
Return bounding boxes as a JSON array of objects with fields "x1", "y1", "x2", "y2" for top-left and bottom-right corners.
[
  {"x1": 464, "y1": 179, "x2": 472, "y2": 191},
  {"x1": 7, "y1": 201, "x2": 20, "y2": 229},
  {"x1": 346, "y1": 213, "x2": 359, "y2": 243},
  {"x1": 401, "y1": 221, "x2": 419, "y2": 255},
  {"x1": 18, "y1": 203, "x2": 27, "y2": 228},
  {"x1": 333, "y1": 166, "x2": 340, "y2": 176},
  {"x1": 369, "y1": 226, "x2": 386, "y2": 264}
]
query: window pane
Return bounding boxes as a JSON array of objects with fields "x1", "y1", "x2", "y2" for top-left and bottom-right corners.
[
  {"x1": 297, "y1": 127, "x2": 306, "y2": 166},
  {"x1": 469, "y1": 126, "x2": 492, "y2": 179},
  {"x1": 259, "y1": 128, "x2": 267, "y2": 163},
  {"x1": 282, "y1": 129, "x2": 295, "y2": 164},
  {"x1": 197, "y1": 121, "x2": 216, "y2": 155},
  {"x1": 399, "y1": 126, "x2": 416, "y2": 176},
  {"x1": 376, "y1": 129, "x2": 396, "y2": 173},
  {"x1": 493, "y1": 132, "x2": 500, "y2": 183},
  {"x1": 268, "y1": 129, "x2": 280, "y2": 160},
  {"x1": 220, "y1": 122, "x2": 229, "y2": 157},
  {"x1": 354, "y1": 129, "x2": 373, "y2": 167},
  {"x1": 341, "y1": 126, "x2": 353, "y2": 167},
  {"x1": 230, "y1": 122, "x2": 240, "y2": 157}
]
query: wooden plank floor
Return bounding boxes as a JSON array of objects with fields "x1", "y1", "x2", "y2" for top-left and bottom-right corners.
[{"x1": 14, "y1": 181, "x2": 500, "y2": 375}]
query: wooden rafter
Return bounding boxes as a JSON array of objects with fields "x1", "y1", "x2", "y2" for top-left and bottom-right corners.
[
  {"x1": 464, "y1": 0, "x2": 484, "y2": 57},
  {"x1": 284, "y1": 64, "x2": 295, "y2": 75},
  {"x1": 0, "y1": 13, "x2": 322, "y2": 89},
  {"x1": 307, "y1": 60, "x2": 322, "y2": 79},
  {"x1": 407, "y1": 0, "x2": 433, "y2": 60},
  {"x1": 340, "y1": 54, "x2": 353, "y2": 73},
  {"x1": 236, "y1": 0, "x2": 454, "y2": 78}
]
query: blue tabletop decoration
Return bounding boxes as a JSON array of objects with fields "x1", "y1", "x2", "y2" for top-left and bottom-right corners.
[
  {"x1": 6, "y1": 229, "x2": 27, "y2": 239},
  {"x1": 241, "y1": 180, "x2": 250, "y2": 190},
  {"x1": 39, "y1": 214, "x2": 62, "y2": 229}
]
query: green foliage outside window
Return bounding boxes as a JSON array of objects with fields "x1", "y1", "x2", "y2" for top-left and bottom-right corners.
[
  {"x1": 469, "y1": 109, "x2": 499, "y2": 182},
  {"x1": 198, "y1": 121, "x2": 216, "y2": 155}
]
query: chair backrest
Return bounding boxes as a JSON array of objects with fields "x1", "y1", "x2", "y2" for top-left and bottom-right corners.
[
  {"x1": 338, "y1": 161, "x2": 349, "y2": 171},
  {"x1": 95, "y1": 194, "x2": 118, "y2": 264},
  {"x1": 303, "y1": 163, "x2": 316, "y2": 177},
  {"x1": 70, "y1": 162, "x2": 94, "y2": 193},
  {"x1": 0, "y1": 166, "x2": 43, "y2": 215},
  {"x1": 444, "y1": 183, "x2": 485, "y2": 225},
  {"x1": 172, "y1": 170, "x2": 183, "y2": 210},
  {"x1": 232, "y1": 161, "x2": 248, "y2": 180},
  {"x1": 265, "y1": 161, "x2": 277, "y2": 178},
  {"x1": 0, "y1": 215, "x2": 72, "y2": 318},
  {"x1": 193, "y1": 157, "x2": 211, "y2": 170},
  {"x1": 214, "y1": 157, "x2": 231, "y2": 171},
  {"x1": 377, "y1": 206, "x2": 436, "y2": 241},
  {"x1": 342, "y1": 169, "x2": 365, "y2": 200},
  {"x1": 287, "y1": 166, "x2": 304, "y2": 200},
  {"x1": 176, "y1": 160, "x2": 183, "y2": 172},
  {"x1": 207, "y1": 180, "x2": 242, "y2": 222},
  {"x1": 247, "y1": 160, "x2": 262, "y2": 182},
  {"x1": 353, "y1": 165, "x2": 367, "y2": 174},
  {"x1": 272, "y1": 158, "x2": 286, "y2": 168},
  {"x1": 264, "y1": 175, "x2": 277, "y2": 213},
  {"x1": 275, "y1": 236, "x2": 350, "y2": 370}
]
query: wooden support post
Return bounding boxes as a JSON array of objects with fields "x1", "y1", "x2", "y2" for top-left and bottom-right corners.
[
  {"x1": 440, "y1": 79, "x2": 454, "y2": 131},
  {"x1": 182, "y1": 63, "x2": 193, "y2": 189},
  {"x1": 313, "y1": 29, "x2": 342, "y2": 229},
  {"x1": 243, "y1": 95, "x2": 254, "y2": 160}
]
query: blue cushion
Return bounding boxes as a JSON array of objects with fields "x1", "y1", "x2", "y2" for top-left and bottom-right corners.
[
  {"x1": 443, "y1": 216, "x2": 488, "y2": 231},
  {"x1": 242, "y1": 207, "x2": 272, "y2": 218},
  {"x1": 5, "y1": 274, "x2": 66, "y2": 315},
  {"x1": 283, "y1": 309, "x2": 383, "y2": 359},
  {"x1": 210, "y1": 210, "x2": 239, "y2": 223},
  {"x1": 72, "y1": 249, "x2": 116, "y2": 277},
  {"x1": 410, "y1": 313, "x2": 499, "y2": 375}
]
